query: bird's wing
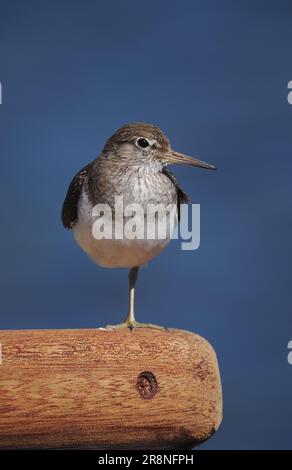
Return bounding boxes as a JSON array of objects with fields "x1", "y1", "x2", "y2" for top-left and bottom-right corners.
[
  {"x1": 162, "y1": 167, "x2": 190, "y2": 221},
  {"x1": 61, "y1": 162, "x2": 94, "y2": 229}
]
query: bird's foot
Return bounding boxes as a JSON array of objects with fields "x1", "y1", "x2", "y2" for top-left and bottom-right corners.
[{"x1": 105, "y1": 320, "x2": 168, "y2": 331}]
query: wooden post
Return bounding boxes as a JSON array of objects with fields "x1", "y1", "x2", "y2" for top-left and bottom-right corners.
[{"x1": 0, "y1": 328, "x2": 222, "y2": 449}]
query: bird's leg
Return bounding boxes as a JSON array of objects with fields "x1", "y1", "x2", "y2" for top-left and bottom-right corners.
[
  {"x1": 125, "y1": 266, "x2": 139, "y2": 324},
  {"x1": 105, "y1": 267, "x2": 167, "y2": 331}
]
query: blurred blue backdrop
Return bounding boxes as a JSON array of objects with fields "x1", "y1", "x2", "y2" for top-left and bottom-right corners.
[{"x1": 1, "y1": 0, "x2": 292, "y2": 449}]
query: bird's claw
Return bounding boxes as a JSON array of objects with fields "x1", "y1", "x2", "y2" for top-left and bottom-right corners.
[{"x1": 105, "y1": 321, "x2": 168, "y2": 331}]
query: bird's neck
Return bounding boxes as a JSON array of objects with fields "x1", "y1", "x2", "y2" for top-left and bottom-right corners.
[{"x1": 88, "y1": 151, "x2": 167, "y2": 207}]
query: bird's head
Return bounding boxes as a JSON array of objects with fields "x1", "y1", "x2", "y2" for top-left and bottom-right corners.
[{"x1": 102, "y1": 122, "x2": 216, "y2": 171}]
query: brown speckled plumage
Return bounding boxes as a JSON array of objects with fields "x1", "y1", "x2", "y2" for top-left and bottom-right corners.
[
  {"x1": 102, "y1": 122, "x2": 170, "y2": 154},
  {"x1": 61, "y1": 161, "x2": 94, "y2": 229}
]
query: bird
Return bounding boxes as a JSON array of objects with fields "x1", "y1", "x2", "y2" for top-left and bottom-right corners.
[{"x1": 61, "y1": 123, "x2": 216, "y2": 329}]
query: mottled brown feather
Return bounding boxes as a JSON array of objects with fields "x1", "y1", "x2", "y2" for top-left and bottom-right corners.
[
  {"x1": 161, "y1": 167, "x2": 190, "y2": 220},
  {"x1": 102, "y1": 122, "x2": 170, "y2": 154},
  {"x1": 61, "y1": 162, "x2": 94, "y2": 229}
]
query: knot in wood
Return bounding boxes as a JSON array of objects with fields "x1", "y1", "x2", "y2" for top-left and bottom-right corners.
[{"x1": 137, "y1": 371, "x2": 158, "y2": 399}]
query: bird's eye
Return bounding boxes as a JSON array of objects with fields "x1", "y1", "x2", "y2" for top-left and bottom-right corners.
[{"x1": 136, "y1": 138, "x2": 150, "y2": 149}]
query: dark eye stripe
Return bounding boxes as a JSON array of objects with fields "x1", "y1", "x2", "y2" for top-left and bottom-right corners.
[{"x1": 137, "y1": 138, "x2": 150, "y2": 148}]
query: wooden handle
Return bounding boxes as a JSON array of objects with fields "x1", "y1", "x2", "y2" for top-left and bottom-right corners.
[{"x1": 0, "y1": 328, "x2": 222, "y2": 449}]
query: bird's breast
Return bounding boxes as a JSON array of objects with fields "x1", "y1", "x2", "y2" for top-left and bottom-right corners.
[{"x1": 73, "y1": 172, "x2": 178, "y2": 268}]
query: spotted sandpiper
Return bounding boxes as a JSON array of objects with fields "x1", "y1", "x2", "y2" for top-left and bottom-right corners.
[{"x1": 61, "y1": 123, "x2": 216, "y2": 329}]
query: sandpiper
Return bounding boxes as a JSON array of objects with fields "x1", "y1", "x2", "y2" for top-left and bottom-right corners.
[{"x1": 61, "y1": 123, "x2": 216, "y2": 329}]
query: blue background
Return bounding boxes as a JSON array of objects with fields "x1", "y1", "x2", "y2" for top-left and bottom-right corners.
[{"x1": 1, "y1": 0, "x2": 292, "y2": 449}]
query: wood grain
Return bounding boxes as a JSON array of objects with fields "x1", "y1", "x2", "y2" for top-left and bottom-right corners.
[{"x1": 0, "y1": 328, "x2": 222, "y2": 449}]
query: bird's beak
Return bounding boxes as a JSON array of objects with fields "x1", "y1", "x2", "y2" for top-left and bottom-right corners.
[{"x1": 166, "y1": 150, "x2": 217, "y2": 170}]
